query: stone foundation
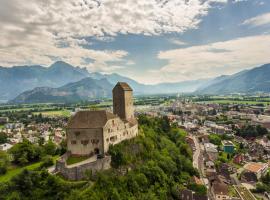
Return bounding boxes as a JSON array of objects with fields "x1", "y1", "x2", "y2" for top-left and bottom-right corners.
[{"x1": 55, "y1": 152, "x2": 111, "y2": 180}]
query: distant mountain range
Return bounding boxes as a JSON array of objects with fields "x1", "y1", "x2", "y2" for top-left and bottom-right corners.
[
  {"x1": 10, "y1": 78, "x2": 113, "y2": 104},
  {"x1": 2, "y1": 61, "x2": 270, "y2": 103},
  {"x1": 195, "y1": 63, "x2": 270, "y2": 94},
  {"x1": 89, "y1": 72, "x2": 209, "y2": 95},
  {"x1": 1, "y1": 61, "x2": 207, "y2": 103},
  {"x1": 0, "y1": 61, "x2": 89, "y2": 100}
]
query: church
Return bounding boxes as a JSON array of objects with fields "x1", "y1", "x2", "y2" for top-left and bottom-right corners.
[{"x1": 66, "y1": 82, "x2": 138, "y2": 157}]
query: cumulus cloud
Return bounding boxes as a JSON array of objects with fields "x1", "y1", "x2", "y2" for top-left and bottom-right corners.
[
  {"x1": 242, "y1": 12, "x2": 270, "y2": 27},
  {"x1": 153, "y1": 34, "x2": 270, "y2": 83},
  {"x1": 0, "y1": 0, "x2": 227, "y2": 71}
]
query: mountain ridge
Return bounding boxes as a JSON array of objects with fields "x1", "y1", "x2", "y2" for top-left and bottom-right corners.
[
  {"x1": 10, "y1": 77, "x2": 113, "y2": 104},
  {"x1": 195, "y1": 63, "x2": 270, "y2": 94}
]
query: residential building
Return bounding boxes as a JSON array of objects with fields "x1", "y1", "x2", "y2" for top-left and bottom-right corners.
[
  {"x1": 0, "y1": 143, "x2": 13, "y2": 151},
  {"x1": 243, "y1": 162, "x2": 269, "y2": 179},
  {"x1": 222, "y1": 140, "x2": 235, "y2": 154},
  {"x1": 211, "y1": 181, "x2": 230, "y2": 200}
]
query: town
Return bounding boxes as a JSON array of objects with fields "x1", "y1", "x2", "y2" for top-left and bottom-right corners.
[{"x1": 0, "y1": 93, "x2": 270, "y2": 200}]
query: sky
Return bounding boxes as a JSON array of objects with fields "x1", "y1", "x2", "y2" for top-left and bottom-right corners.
[{"x1": 0, "y1": 0, "x2": 270, "y2": 84}]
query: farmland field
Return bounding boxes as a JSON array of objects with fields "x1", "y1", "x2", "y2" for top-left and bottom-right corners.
[
  {"x1": 198, "y1": 99, "x2": 270, "y2": 105},
  {"x1": 32, "y1": 110, "x2": 71, "y2": 117}
]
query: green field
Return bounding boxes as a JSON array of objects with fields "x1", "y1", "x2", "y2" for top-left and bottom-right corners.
[
  {"x1": 32, "y1": 110, "x2": 71, "y2": 117},
  {"x1": 66, "y1": 156, "x2": 89, "y2": 165},
  {"x1": 199, "y1": 100, "x2": 270, "y2": 105},
  {"x1": 0, "y1": 156, "x2": 59, "y2": 182}
]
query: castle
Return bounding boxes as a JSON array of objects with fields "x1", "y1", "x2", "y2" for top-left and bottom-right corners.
[{"x1": 56, "y1": 82, "x2": 138, "y2": 180}]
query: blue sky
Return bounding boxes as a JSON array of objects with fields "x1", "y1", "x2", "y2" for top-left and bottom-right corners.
[{"x1": 0, "y1": 0, "x2": 270, "y2": 83}]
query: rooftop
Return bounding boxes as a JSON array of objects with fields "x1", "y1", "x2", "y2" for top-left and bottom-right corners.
[
  {"x1": 113, "y1": 82, "x2": 133, "y2": 91},
  {"x1": 212, "y1": 181, "x2": 229, "y2": 196},
  {"x1": 67, "y1": 110, "x2": 117, "y2": 129},
  {"x1": 244, "y1": 162, "x2": 268, "y2": 173}
]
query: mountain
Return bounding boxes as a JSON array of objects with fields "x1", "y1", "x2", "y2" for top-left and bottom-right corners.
[
  {"x1": 0, "y1": 61, "x2": 90, "y2": 101},
  {"x1": 196, "y1": 64, "x2": 270, "y2": 94},
  {"x1": 10, "y1": 77, "x2": 113, "y2": 104},
  {"x1": 90, "y1": 72, "x2": 208, "y2": 94}
]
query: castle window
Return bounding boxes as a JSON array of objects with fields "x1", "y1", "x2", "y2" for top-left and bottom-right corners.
[
  {"x1": 110, "y1": 136, "x2": 117, "y2": 142},
  {"x1": 81, "y1": 140, "x2": 89, "y2": 145},
  {"x1": 71, "y1": 140, "x2": 76, "y2": 145},
  {"x1": 112, "y1": 120, "x2": 115, "y2": 126},
  {"x1": 75, "y1": 131, "x2": 80, "y2": 136},
  {"x1": 91, "y1": 139, "x2": 99, "y2": 144}
]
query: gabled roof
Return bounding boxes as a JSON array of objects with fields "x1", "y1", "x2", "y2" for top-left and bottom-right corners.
[
  {"x1": 212, "y1": 181, "x2": 229, "y2": 196},
  {"x1": 67, "y1": 110, "x2": 117, "y2": 129},
  {"x1": 113, "y1": 82, "x2": 133, "y2": 91}
]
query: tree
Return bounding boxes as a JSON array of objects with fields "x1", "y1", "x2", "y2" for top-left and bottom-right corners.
[
  {"x1": 187, "y1": 183, "x2": 207, "y2": 195},
  {"x1": 0, "y1": 132, "x2": 8, "y2": 144},
  {"x1": 0, "y1": 150, "x2": 9, "y2": 174},
  {"x1": 209, "y1": 134, "x2": 221, "y2": 145},
  {"x1": 40, "y1": 155, "x2": 54, "y2": 168},
  {"x1": 44, "y1": 140, "x2": 57, "y2": 156},
  {"x1": 9, "y1": 139, "x2": 42, "y2": 165},
  {"x1": 161, "y1": 116, "x2": 170, "y2": 133},
  {"x1": 109, "y1": 145, "x2": 127, "y2": 168}
]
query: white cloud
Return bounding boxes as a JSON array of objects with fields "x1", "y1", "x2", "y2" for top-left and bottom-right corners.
[
  {"x1": 169, "y1": 39, "x2": 188, "y2": 46},
  {"x1": 232, "y1": 0, "x2": 248, "y2": 3},
  {"x1": 149, "y1": 34, "x2": 270, "y2": 83},
  {"x1": 0, "y1": 0, "x2": 227, "y2": 71},
  {"x1": 242, "y1": 12, "x2": 270, "y2": 27}
]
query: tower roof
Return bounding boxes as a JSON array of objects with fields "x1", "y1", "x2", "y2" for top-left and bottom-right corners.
[
  {"x1": 67, "y1": 110, "x2": 117, "y2": 129},
  {"x1": 113, "y1": 82, "x2": 133, "y2": 91}
]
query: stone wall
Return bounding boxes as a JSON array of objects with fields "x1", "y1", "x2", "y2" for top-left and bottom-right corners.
[
  {"x1": 56, "y1": 154, "x2": 111, "y2": 181},
  {"x1": 67, "y1": 128, "x2": 103, "y2": 156}
]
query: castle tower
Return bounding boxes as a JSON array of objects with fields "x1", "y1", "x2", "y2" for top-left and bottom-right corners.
[{"x1": 113, "y1": 82, "x2": 134, "y2": 122}]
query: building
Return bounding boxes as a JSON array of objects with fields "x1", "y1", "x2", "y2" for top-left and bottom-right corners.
[
  {"x1": 211, "y1": 181, "x2": 230, "y2": 200},
  {"x1": 0, "y1": 143, "x2": 13, "y2": 151},
  {"x1": 243, "y1": 162, "x2": 269, "y2": 179},
  {"x1": 0, "y1": 117, "x2": 8, "y2": 125},
  {"x1": 241, "y1": 171, "x2": 258, "y2": 184},
  {"x1": 56, "y1": 82, "x2": 138, "y2": 180},
  {"x1": 180, "y1": 189, "x2": 207, "y2": 200},
  {"x1": 66, "y1": 82, "x2": 138, "y2": 156},
  {"x1": 233, "y1": 154, "x2": 244, "y2": 165},
  {"x1": 204, "y1": 142, "x2": 218, "y2": 161},
  {"x1": 222, "y1": 140, "x2": 235, "y2": 154}
]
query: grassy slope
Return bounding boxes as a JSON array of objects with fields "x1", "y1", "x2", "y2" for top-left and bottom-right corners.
[
  {"x1": 66, "y1": 156, "x2": 90, "y2": 165},
  {"x1": 0, "y1": 155, "x2": 59, "y2": 182}
]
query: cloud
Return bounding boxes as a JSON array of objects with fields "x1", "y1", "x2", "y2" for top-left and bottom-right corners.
[
  {"x1": 153, "y1": 34, "x2": 270, "y2": 83},
  {"x1": 0, "y1": 0, "x2": 227, "y2": 71},
  {"x1": 169, "y1": 39, "x2": 188, "y2": 46},
  {"x1": 232, "y1": 0, "x2": 248, "y2": 3},
  {"x1": 242, "y1": 12, "x2": 270, "y2": 27}
]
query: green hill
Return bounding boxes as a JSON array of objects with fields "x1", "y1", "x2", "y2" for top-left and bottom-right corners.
[{"x1": 0, "y1": 115, "x2": 205, "y2": 199}]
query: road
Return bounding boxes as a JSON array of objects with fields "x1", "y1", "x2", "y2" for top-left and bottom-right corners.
[
  {"x1": 192, "y1": 135, "x2": 200, "y2": 169},
  {"x1": 191, "y1": 134, "x2": 214, "y2": 200}
]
